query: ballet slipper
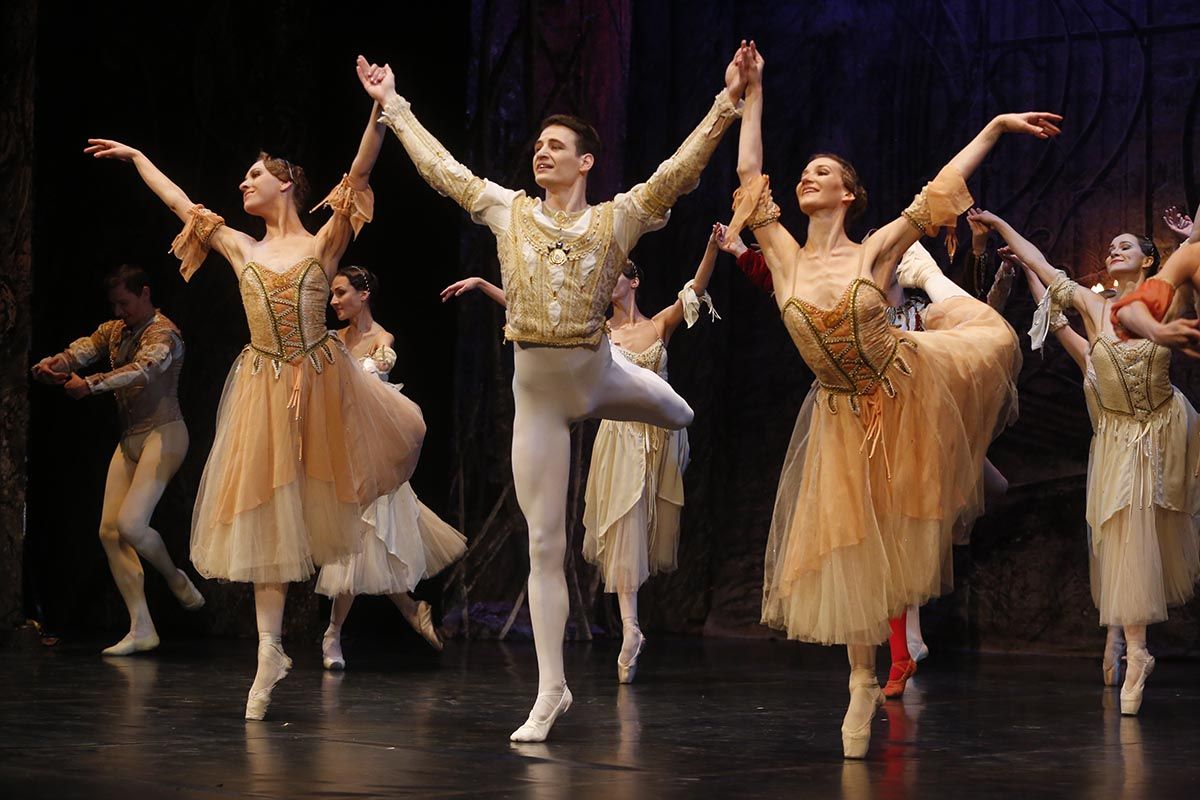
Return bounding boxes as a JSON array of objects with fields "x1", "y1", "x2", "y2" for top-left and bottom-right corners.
[
  {"x1": 405, "y1": 601, "x2": 443, "y2": 652},
  {"x1": 245, "y1": 640, "x2": 293, "y2": 721},
  {"x1": 1120, "y1": 650, "x2": 1154, "y2": 716},
  {"x1": 883, "y1": 657, "x2": 917, "y2": 698},
  {"x1": 841, "y1": 669, "x2": 883, "y2": 759},
  {"x1": 171, "y1": 570, "x2": 206, "y2": 611},
  {"x1": 322, "y1": 627, "x2": 345, "y2": 671},
  {"x1": 509, "y1": 684, "x2": 573, "y2": 743},
  {"x1": 617, "y1": 620, "x2": 646, "y2": 685},
  {"x1": 101, "y1": 631, "x2": 160, "y2": 656}
]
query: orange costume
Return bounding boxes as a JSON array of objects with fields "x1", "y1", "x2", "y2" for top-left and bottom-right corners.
[
  {"x1": 761, "y1": 171, "x2": 1022, "y2": 646},
  {"x1": 175, "y1": 180, "x2": 427, "y2": 584}
]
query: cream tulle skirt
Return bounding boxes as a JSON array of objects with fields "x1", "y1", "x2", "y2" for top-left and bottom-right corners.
[
  {"x1": 1086, "y1": 390, "x2": 1200, "y2": 626},
  {"x1": 582, "y1": 420, "x2": 689, "y2": 593},
  {"x1": 190, "y1": 339, "x2": 426, "y2": 584},
  {"x1": 762, "y1": 296, "x2": 1021, "y2": 646},
  {"x1": 316, "y1": 482, "x2": 466, "y2": 596}
]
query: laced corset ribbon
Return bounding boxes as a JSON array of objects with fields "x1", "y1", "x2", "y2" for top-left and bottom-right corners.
[
  {"x1": 240, "y1": 257, "x2": 338, "y2": 459},
  {"x1": 782, "y1": 279, "x2": 916, "y2": 479}
]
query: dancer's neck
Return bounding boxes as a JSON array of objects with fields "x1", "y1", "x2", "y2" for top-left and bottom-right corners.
[
  {"x1": 542, "y1": 181, "x2": 589, "y2": 215},
  {"x1": 609, "y1": 296, "x2": 647, "y2": 328},
  {"x1": 803, "y1": 209, "x2": 854, "y2": 259}
]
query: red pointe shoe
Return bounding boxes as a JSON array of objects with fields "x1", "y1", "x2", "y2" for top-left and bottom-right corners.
[{"x1": 883, "y1": 658, "x2": 917, "y2": 698}]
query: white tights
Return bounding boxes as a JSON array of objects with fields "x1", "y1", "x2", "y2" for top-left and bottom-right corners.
[
  {"x1": 511, "y1": 339, "x2": 692, "y2": 704},
  {"x1": 97, "y1": 420, "x2": 190, "y2": 638}
]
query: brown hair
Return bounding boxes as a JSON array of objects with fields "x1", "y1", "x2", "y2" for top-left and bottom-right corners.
[
  {"x1": 538, "y1": 114, "x2": 602, "y2": 159},
  {"x1": 807, "y1": 152, "x2": 869, "y2": 223},
  {"x1": 257, "y1": 151, "x2": 310, "y2": 210},
  {"x1": 104, "y1": 263, "x2": 152, "y2": 296},
  {"x1": 1136, "y1": 235, "x2": 1161, "y2": 276},
  {"x1": 337, "y1": 266, "x2": 379, "y2": 306}
]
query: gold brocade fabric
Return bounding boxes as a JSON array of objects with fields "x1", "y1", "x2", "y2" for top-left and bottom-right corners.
[
  {"x1": 499, "y1": 196, "x2": 618, "y2": 346},
  {"x1": 1087, "y1": 336, "x2": 1173, "y2": 420}
]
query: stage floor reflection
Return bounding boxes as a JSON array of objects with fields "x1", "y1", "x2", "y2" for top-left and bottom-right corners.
[{"x1": 2, "y1": 635, "x2": 1197, "y2": 798}]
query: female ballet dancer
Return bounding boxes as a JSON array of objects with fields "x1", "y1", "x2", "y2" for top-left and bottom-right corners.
[
  {"x1": 316, "y1": 266, "x2": 467, "y2": 668},
  {"x1": 733, "y1": 41, "x2": 1055, "y2": 757},
  {"x1": 86, "y1": 94, "x2": 426, "y2": 720},
  {"x1": 972, "y1": 209, "x2": 1200, "y2": 715},
  {"x1": 359, "y1": 46, "x2": 747, "y2": 741},
  {"x1": 32, "y1": 264, "x2": 204, "y2": 655},
  {"x1": 444, "y1": 229, "x2": 723, "y2": 685},
  {"x1": 716, "y1": 221, "x2": 1013, "y2": 698}
]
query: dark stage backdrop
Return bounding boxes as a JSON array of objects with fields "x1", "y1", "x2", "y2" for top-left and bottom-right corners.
[{"x1": 15, "y1": 1, "x2": 1200, "y2": 656}]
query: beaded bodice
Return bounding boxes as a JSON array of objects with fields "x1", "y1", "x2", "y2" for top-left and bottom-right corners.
[
  {"x1": 1086, "y1": 334, "x2": 1173, "y2": 420},
  {"x1": 615, "y1": 338, "x2": 668, "y2": 379},
  {"x1": 781, "y1": 278, "x2": 914, "y2": 413},
  {"x1": 240, "y1": 257, "x2": 335, "y2": 375}
]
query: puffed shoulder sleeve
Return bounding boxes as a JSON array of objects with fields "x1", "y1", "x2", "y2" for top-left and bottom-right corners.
[
  {"x1": 170, "y1": 204, "x2": 226, "y2": 282},
  {"x1": 311, "y1": 175, "x2": 375, "y2": 238},
  {"x1": 901, "y1": 166, "x2": 973, "y2": 237}
]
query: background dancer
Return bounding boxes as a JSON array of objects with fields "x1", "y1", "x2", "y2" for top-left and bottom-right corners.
[{"x1": 32, "y1": 264, "x2": 203, "y2": 655}]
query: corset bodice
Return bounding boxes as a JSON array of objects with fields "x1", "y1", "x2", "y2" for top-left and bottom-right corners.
[
  {"x1": 616, "y1": 338, "x2": 668, "y2": 379},
  {"x1": 781, "y1": 278, "x2": 914, "y2": 413},
  {"x1": 1087, "y1": 334, "x2": 1173, "y2": 420},
  {"x1": 240, "y1": 257, "x2": 336, "y2": 375}
]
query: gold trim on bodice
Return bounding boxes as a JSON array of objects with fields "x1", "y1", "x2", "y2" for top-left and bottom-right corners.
[
  {"x1": 500, "y1": 195, "x2": 618, "y2": 346},
  {"x1": 240, "y1": 257, "x2": 336, "y2": 378},
  {"x1": 615, "y1": 338, "x2": 667, "y2": 377},
  {"x1": 1087, "y1": 335, "x2": 1173, "y2": 421},
  {"x1": 781, "y1": 278, "x2": 916, "y2": 415}
]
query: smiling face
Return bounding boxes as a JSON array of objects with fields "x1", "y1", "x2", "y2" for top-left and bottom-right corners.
[
  {"x1": 239, "y1": 159, "x2": 290, "y2": 216},
  {"x1": 796, "y1": 156, "x2": 857, "y2": 218},
  {"x1": 330, "y1": 274, "x2": 367, "y2": 322},
  {"x1": 1104, "y1": 233, "x2": 1154, "y2": 280},
  {"x1": 532, "y1": 125, "x2": 593, "y2": 190}
]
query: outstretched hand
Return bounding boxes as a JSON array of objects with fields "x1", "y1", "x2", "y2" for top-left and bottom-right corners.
[
  {"x1": 993, "y1": 112, "x2": 1063, "y2": 139},
  {"x1": 724, "y1": 41, "x2": 753, "y2": 103},
  {"x1": 966, "y1": 208, "x2": 1002, "y2": 230},
  {"x1": 440, "y1": 277, "x2": 484, "y2": 302},
  {"x1": 84, "y1": 138, "x2": 140, "y2": 161},
  {"x1": 1163, "y1": 205, "x2": 1195, "y2": 240},
  {"x1": 356, "y1": 55, "x2": 396, "y2": 105},
  {"x1": 712, "y1": 222, "x2": 747, "y2": 257}
]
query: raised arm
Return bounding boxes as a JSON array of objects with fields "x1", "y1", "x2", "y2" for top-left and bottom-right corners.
[
  {"x1": 1005, "y1": 248, "x2": 1089, "y2": 373},
  {"x1": 441, "y1": 276, "x2": 507, "y2": 308},
  {"x1": 312, "y1": 98, "x2": 388, "y2": 271},
  {"x1": 1112, "y1": 242, "x2": 1200, "y2": 354},
  {"x1": 731, "y1": 42, "x2": 800, "y2": 276},
  {"x1": 969, "y1": 209, "x2": 1106, "y2": 328},
  {"x1": 654, "y1": 225, "x2": 723, "y2": 341},
  {"x1": 1163, "y1": 205, "x2": 1197, "y2": 242},
  {"x1": 612, "y1": 46, "x2": 747, "y2": 253},
  {"x1": 865, "y1": 112, "x2": 1062, "y2": 286},
  {"x1": 358, "y1": 57, "x2": 512, "y2": 236},
  {"x1": 85, "y1": 139, "x2": 250, "y2": 275}
]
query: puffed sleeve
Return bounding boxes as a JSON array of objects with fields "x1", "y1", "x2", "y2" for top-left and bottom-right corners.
[
  {"x1": 170, "y1": 204, "x2": 226, "y2": 282},
  {"x1": 311, "y1": 175, "x2": 375, "y2": 238}
]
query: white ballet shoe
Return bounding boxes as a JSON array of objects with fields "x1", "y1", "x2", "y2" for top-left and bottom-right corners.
[
  {"x1": 617, "y1": 624, "x2": 645, "y2": 685},
  {"x1": 245, "y1": 640, "x2": 293, "y2": 721},
  {"x1": 841, "y1": 669, "x2": 884, "y2": 759},
  {"x1": 1103, "y1": 631, "x2": 1125, "y2": 687},
  {"x1": 895, "y1": 251, "x2": 942, "y2": 291},
  {"x1": 171, "y1": 570, "x2": 205, "y2": 611},
  {"x1": 1120, "y1": 651, "x2": 1154, "y2": 716},
  {"x1": 509, "y1": 685, "x2": 573, "y2": 743},
  {"x1": 406, "y1": 601, "x2": 443, "y2": 652},
  {"x1": 322, "y1": 629, "x2": 345, "y2": 671},
  {"x1": 908, "y1": 641, "x2": 929, "y2": 663},
  {"x1": 101, "y1": 631, "x2": 160, "y2": 656}
]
